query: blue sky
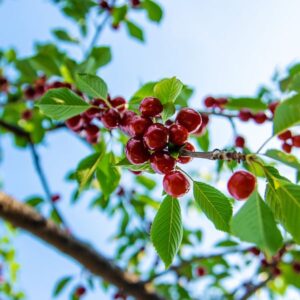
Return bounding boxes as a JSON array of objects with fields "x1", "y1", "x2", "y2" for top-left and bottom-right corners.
[{"x1": 1, "y1": 0, "x2": 300, "y2": 299}]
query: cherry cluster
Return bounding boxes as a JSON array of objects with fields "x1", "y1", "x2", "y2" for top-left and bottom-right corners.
[
  {"x1": 277, "y1": 130, "x2": 300, "y2": 154},
  {"x1": 125, "y1": 97, "x2": 203, "y2": 198},
  {"x1": 204, "y1": 96, "x2": 228, "y2": 110}
]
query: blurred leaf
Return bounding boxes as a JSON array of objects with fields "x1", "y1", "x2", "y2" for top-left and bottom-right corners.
[
  {"x1": 225, "y1": 97, "x2": 267, "y2": 111},
  {"x1": 265, "y1": 149, "x2": 300, "y2": 171},
  {"x1": 143, "y1": 0, "x2": 163, "y2": 23},
  {"x1": 136, "y1": 175, "x2": 156, "y2": 190},
  {"x1": 53, "y1": 276, "x2": 73, "y2": 297},
  {"x1": 154, "y1": 77, "x2": 183, "y2": 104},
  {"x1": 52, "y1": 29, "x2": 78, "y2": 43},
  {"x1": 116, "y1": 157, "x2": 154, "y2": 173},
  {"x1": 125, "y1": 20, "x2": 144, "y2": 42},
  {"x1": 194, "y1": 130, "x2": 209, "y2": 151},
  {"x1": 112, "y1": 5, "x2": 128, "y2": 25}
]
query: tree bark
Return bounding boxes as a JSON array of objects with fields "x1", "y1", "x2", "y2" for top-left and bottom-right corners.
[{"x1": 0, "y1": 192, "x2": 164, "y2": 300}]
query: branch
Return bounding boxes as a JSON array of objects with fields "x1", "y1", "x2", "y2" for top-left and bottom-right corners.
[{"x1": 0, "y1": 192, "x2": 164, "y2": 300}]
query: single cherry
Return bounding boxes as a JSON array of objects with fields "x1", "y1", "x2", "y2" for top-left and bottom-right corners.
[
  {"x1": 84, "y1": 107, "x2": 102, "y2": 119},
  {"x1": 238, "y1": 109, "x2": 252, "y2": 122},
  {"x1": 119, "y1": 111, "x2": 137, "y2": 136},
  {"x1": 75, "y1": 286, "x2": 86, "y2": 297},
  {"x1": 292, "y1": 262, "x2": 300, "y2": 273},
  {"x1": 21, "y1": 109, "x2": 33, "y2": 121},
  {"x1": 139, "y1": 97, "x2": 163, "y2": 117},
  {"x1": 51, "y1": 194, "x2": 61, "y2": 203},
  {"x1": 176, "y1": 108, "x2": 202, "y2": 133},
  {"x1": 178, "y1": 142, "x2": 195, "y2": 164},
  {"x1": 150, "y1": 151, "x2": 176, "y2": 174},
  {"x1": 101, "y1": 109, "x2": 120, "y2": 129},
  {"x1": 227, "y1": 170, "x2": 256, "y2": 200},
  {"x1": 169, "y1": 124, "x2": 189, "y2": 146},
  {"x1": 24, "y1": 86, "x2": 36, "y2": 99},
  {"x1": 249, "y1": 247, "x2": 260, "y2": 256},
  {"x1": 282, "y1": 142, "x2": 292, "y2": 153},
  {"x1": 292, "y1": 135, "x2": 300, "y2": 147},
  {"x1": 66, "y1": 115, "x2": 84, "y2": 132},
  {"x1": 128, "y1": 116, "x2": 152, "y2": 137},
  {"x1": 254, "y1": 112, "x2": 267, "y2": 124},
  {"x1": 85, "y1": 124, "x2": 99, "y2": 138},
  {"x1": 196, "y1": 267, "x2": 206, "y2": 277},
  {"x1": 126, "y1": 138, "x2": 150, "y2": 165},
  {"x1": 111, "y1": 97, "x2": 126, "y2": 113},
  {"x1": 268, "y1": 101, "x2": 279, "y2": 115},
  {"x1": 278, "y1": 130, "x2": 292, "y2": 141},
  {"x1": 143, "y1": 123, "x2": 168, "y2": 151},
  {"x1": 163, "y1": 170, "x2": 190, "y2": 197},
  {"x1": 204, "y1": 96, "x2": 215, "y2": 108},
  {"x1": 235, "y1": 136, "x2": 245, "y2": 148}
]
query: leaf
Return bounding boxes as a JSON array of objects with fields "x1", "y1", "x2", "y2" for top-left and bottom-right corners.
[
  {"x1": 143, "y1": 0, "x2": 163, "y2": 23},
  {"x1": 29, "y1": 54, "x2": 61, "y2": 76},
  {"x1": 232, "y1": 191, "x2": 283, "y2": 255},
  {"x1": 225, "y1": 97, "x2": 267, "y2": 111},
  {"x1": 76, "y1": 73, "x2": 108, "y2": 99},
  {"x1": 161, "y1": 102, "x2": 175, "y2": 122},
  {"x1": 125, "y1": 20, "x2": 144, "y2": 42},
  {"x1": 129, "y1": 81, "x2": 156, "y2": 110},
  {"x1": 265, "y1": 149, "x2": 300, "y2": 171},
  {"x1": 266, "y1": 181, "x2": 300, "y2": 243},
  {"x1": 136, "y1": 175, "x2": 156, "y2": 190},
  {"x1": 273, "y1": 94, "x2": 300, "y2": 135},
  {"x1": 36, "y1": 88, "x2": 90, "y2": 121},
  {"x1": 154, "y1": 77, "x2": 183, "y2": 104},
  {"x1": 194, "y1": 130, "x2": 209, "y2": 151},
  {"x1": 53, "y1": 276, "x2": 73, "y2": 297},
  {"x1": 115, "y1": 157, "x2": 154, "y2": 173},
  {"x1": 193, "y1": 182, "x2": 232, "y2": 232},
  {"x1": 151, "y1": 196, "x2": 183, "y2": 268},
  {"x1": 112, "y1": 5, "x2": 128, "y2": 25},
  {"x1": 76, "y1": 152, "x2": 104, "y2": 192},
  {"x1": 52, "y1": 29, "x2": 78, "y2": 43}
]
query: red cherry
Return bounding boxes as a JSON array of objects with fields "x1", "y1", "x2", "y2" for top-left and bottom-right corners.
[
  {"x1": 0, "y1": 76, "x2": 8, "y2": 92},
  {"x1": 128, "y1": 116, "x2": 152, "y2": 137},
  {"x1": 292, "y1": 262, "x2": 300, "y2": 273},
  {"x1": 111, "y1": 97, "x2": 126, "y2": 113},
  {"x1": 254, "y1": 112, "x2": 267, "y2": 124},
  {"x1": 249, "y1": 247, "x2": 260, "y2": 256},
  {"x1": 204, "y1": 96, "x2": 215, "y2": 108},
  {"x1": 282, "y1": 142, "x2": 292, "y2": 153},
  {"x1": 238, "y1": 109, "x2": 252, "y2": 122},
  {"x1": 126, "y1": 138, "x2": 150, "y2": 165},
  {"x1": 261, "y1": 258, "x2": 269, "y2": 268},
  {"x1": 84, "y1": 107, "x2": 102, "y2": 119},
  {"x1": 119, "y1": 111, "x2": 137, "y2": 135},
  {"x1": 196, "y1": 267, "x2": 206, "y2": 277},
  {"x1": 169, "y1": 124, "x2": 189, "y2": 146},
  {"x1": 86, "y1": 134, "x2": 99, "y2": 144},
  {"x1": 21, "y1": 109, "x2": 33, "y2": 121},
  {"x1": 130, "y1": 170, "x2": 142, "y2": 175},
  {"x1": 92, "y1": 98, "x2": 108, "y2": 110},
  {"x1": 216, "y1": 97, "x2": 228, "y2": 108},
  {"x1": 292, "y1": 135, "x2": 300, "y2": 147},
  {"x1": 178, "y1": 142, "x2": 195, "y2": 164},
  {"x1": 101, "y1": 109, "x2": 120, "y2": 129},
  {"x1": 278, "y1": 130, "x2": 292, "y2": 141},
  {"x1": 235, "y1": 136, "x2": 245, "y2": 148},
  {"x1": 227, "y1": 171, "x2": 256, "y2": 200},
  {"x1": 51, "y1": 194, "x2": 60, "y2": 203},
  {"x1": 268, "y1": 101, "x2": 279, "y2": 115},
  {"x1": 176, "y1": 108, "x2": 202, "y2": 133},
  {"x1": 193, "y1": 114, "x2": 209, "y2": 136},
  {"x1": 131, "y1": 0, "x2": 141, "y2": 7},
  {"x1": 85, "y1": 124, "x2": 99, "y2": 138},
  {"x1": 272, "y1": 267, "x2": 281, "y2": 277},
  {"x1": 165, "y1": 119, "x2": 174, "y2": 127},
  {"x1": 75, "y1": 286, "x2": 86, "y2": 297},
  {"x1": 66, "y1": 115, "x2": 84, "y2": 132},
  {"x1": 100, "y1": 0, "x2": 110, "y2": 9},
  {"x1": 163, "y1": 171, "x2": 190, "y2": 197},
  {"x1": 150, "y1": 151, "x2": 176, "y2": 174},
  {"x1": 201, "y1": 113, "x2": 209, "y2": 126},
  {"x1": 24, "y1": 86, "x2": 36, "y2": 99},
  {"x1": 143, "y1": 123, "x2": 168, "y2": 151},
  {"x1": 139, "y1": 97, "x2": 163, "y2": 118}
]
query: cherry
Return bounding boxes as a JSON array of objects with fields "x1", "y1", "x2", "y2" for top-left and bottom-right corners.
[
  {"x1": 176, "y1": 108, "x2": 202, "y2": 133},
  {"x1": 227, "y1": 171, "x2": 256, "y2": 200},
  {"x1": 85, "y1": 124, "x2": 99, "y2": 138},
  {"x1": 86, "y1": 135, "x2": 98, "y2": 144},
  {"x1": 169, "y1": 124, "x2": 189, "y2": 146},
  {"x1": 21, "y1": 109, "x2": 33, "y2": 121},
  {"x1": 278, "y1": 130, "x2": 292, "y2": 141},
  {"x1": 75, "y1": 286, "x2": 86, "y2": 297},
  {"x1": 282, "y1": 142, "x2": 292, "y2": 154},
  {"x1": 111, "y1": 97, "x2": 126, "y2": 113},
  {"x1": 150, "y1": 151, "x2": 176, "y2": 174},
  {"x1": 163, "y1": 170, "x2": 190, "y2": 197},
  {"x1": 143, "y1": 123, "x2": 168, "y2": 151},
  {"x1": 24, "y1": 86, "x2": 36, "y2": 99},
  {"x1": 119, "y1": 111, "x2": 137, "y2": 136},
  {"x1": 249, "y1": 247, "x2": 260, "y2": 256},
  {"x1": 66, "y1": 115, "x2": 84, "y2": 132},
  {"x1": 84, "y1": 107, "x2": 102, "y2": 119},
  {"x1": 238, "y1": 109, "x2": 252, "y2": 122},
  {"x1": 126, "y1": 138, "x2": 150, "y2": 165},
  {"x1": 128, "y1": 116, "x2": 152, "y2": 137},
  {"x1": 131, "y1": 0, "x2": 141, "y2": 7},
  {"x1": 139, "y1": 97, "x2": 163, "y2": 118},
  {"x1": 177, "y1": 142, "x2": 195, "y2": 164},
  {"x1": 268, "y1": 101, "x2": 279, "y2": 115},
  {"x1": 193, "y1": 113, "x2": 209, "y2": 136},
  {"x1": 292, "y1": 262, "x2": 300, "y2": 273},
  {"x1": 292, "y1": 135, "x2": 300, "y2": 147},
  {"x1": 235, "y1": 136, "x2": 245, "y2": 148},
  {"x1": 51, "y1": 194, "x2": 60, "y2": 203},
  {"x1": 130, "y1": 170, "x2": 142, "y2": 175},
  {"x1": 165, "y1": 119, "x2": 174, "y2": 127},
  {"x1": 0, "y1": 76, "x2": 8, "y2": 92},
  {"x1": 254, "y1": 112, "x2": 267, "y2": 124},
  {"x1": 92, "y1": 98, "x2": 108, "y2": 110},
  {"x1": 261, "y1": 258, "x2": 269, "y2": 268},
  {"x1": 101, "y1": 109, "x2": 120, "y2": 129},
  {"x1": 100, "y1": 0, "x2": 110, "y2": 9},
  {"x1": 201, "y1": 113, "x2": 209, "y2": 127},
  {"x1": 204, "y1": 96, "x2": 215, "y2": 108},
  {"x1": 217, "y1": 97, "x2": 228, "y2": 107},
  {"x1": 272, "y1": 267, "x2": 281, "y2": 277},
  {"x1": 114, "y1": 292, "x2": 127, "y2": 300},
  {"x1": 196, "y1": 266, "x2": 206, "y2": 277}
]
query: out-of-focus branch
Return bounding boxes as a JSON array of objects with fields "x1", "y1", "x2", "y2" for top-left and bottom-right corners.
[{"x1": 0, "y1": 192, "x2": 164, "y2": 300}]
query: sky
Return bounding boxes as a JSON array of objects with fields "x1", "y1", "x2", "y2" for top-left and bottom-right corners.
[{"x1": 1, "y1": 0, "x2": 300, "y2": 299}]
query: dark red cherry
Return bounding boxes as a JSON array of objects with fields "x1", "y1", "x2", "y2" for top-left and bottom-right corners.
[
  {"x1": 235, "y1": 136, "x2": 245, "y2": 148},
  {"x1": 111, "y1": 97, "x2": 126, "y2": 113},
  {"x1": 128, "y1": 116, "x2": 152, "y2": 137},
  {"x1": 292, "y1": 135, "x2": 300, "y2": 147},
  {"x1": 278, "y1": 130, "x2": 292, "y2": 141},
  {"x1": 178, "y1": 142, "x2": 195, "y2": 164},
  {"x1": 282, "y1": 142, "x2": 292, "y2": 153},
  {"x1": 125, "y1": 138, "x2": 150, "y2": 165},
  {"x1": 66, "y1": 115, "x2": 84, "y2": 132},
  {"x1": 254, "y1": 112, "x2": 267, "y2": 124},
  {"x1": 204, "y1": 96, "x2": 215, "y2": 108},
  {"x1": 143, "y1": 123, "x2": 168, "y2": 151},
  {"x1": 150, "y1": 151, "x2": 176, "y2": 174},
  {"x1": 169, "y1": 124, "x2": 189, "y2": 146},
  {"x1": 163, "y1": 171, "x2": 190, "y2": 197},
  {"x1": 139, "y1": 97, "x2": 163, "y2": 117},
  {"x1": 238, "y1": 109, "x2": 252, "y2": 122},
  {"x1": 101, "y1": 109, "x2": 120, "y2": 129},
  {"x1": 119, "y1": 111, "x2": 137, "y2": 135},
  {"x1": 176, "y1": 108, "x2": 202, "y2": 133}
]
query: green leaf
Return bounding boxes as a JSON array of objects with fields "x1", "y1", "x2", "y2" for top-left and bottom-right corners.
[
  {"x1": 129, "y1": 82, "x2": 156, "y2": 110},
  {"x1": 266, "y1": 182, "x2": 300, "y2": 243},
  {"x1": 112, "y1": 5, "x2": 128, "y2": 25},
  {"x1": 161, "y1": 102, "x2": 175, "y2": 122},
  {"x1": 175, "y1": 85, "x2": 194, "y2": 107},
  {"x1": 125, "y1": 20, "x2": 144, "y2": 42},
  {"x1": 225, "y1": 97, "x2": 267, "y2": 112},
  {"x1": 273, "y1": 94, "x2": 300, "y2": 135},
  {"x1": 53, "y1": 276, "x2": 73, "y2": 297},
  {"x1": 115, "y1": 157, "x2": 154, "y2": 173},
  {"x1": 76, "y1": 73, "x2": 108, "y2": 99},
  {"x1": 143, "y1": 0, "x2": 163, "y2": 23},
  {"x1": 36, "y1": 88, "x2": 90, "y2": 121},
  {"x1": 194, "y1": 130, "x2": 209, "y2": 151},
  {"x1": 52, "y1": 29, "x2": 78, "y2": 43},
  {"x1": 151, "y1": 196, "x2": 183, "y2": 268},
  {"x1": 232, "y1": 191, "x2": 283, "y2": 255},
  {"x1": 29, "y1": 54, "x2": 61, "y2": 76},
  {"x1": 265, "y1": 149, "x2": 300, "y2": 171},
  {"x1": 193, "y1": 182, "x2": 232, "y2": 232},
  {"x1": 136, "y1": 175, "x2": 156, "y2": 190},
  {"x1": 154, "y1": 77, "x2": 183, "y2": 104},
  {"x1": 76, "y1": 152, "x2": 104, "y2": 192}
]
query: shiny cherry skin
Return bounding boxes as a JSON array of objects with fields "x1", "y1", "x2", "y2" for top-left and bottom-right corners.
[
  {"x1": 178, "y1": 142, "x2": 195, "y2": 164},
  {"x1": 235, "y1": 136, "x2": 245, "y2": 148},
  {"x1": 143, "y1": 123, "x2": 168, "y2": 151},
  {"x1": 238, "y1": 109, "x2": 252, "y2": 122},
  {"x1": 169, "y1": 124, "x2": 189, "y2": 146},
  {"x1": 111, "y1": 97, "x2": 126, "y2": 113},
  {"x1": 176, "y1": 108, "x2": 202, "y2": 133},
  {"x1": 204, "y1": 96, "x2": 215, "y2": 108},
  {"x1": 268, "y1": 101, "x2": 279, "y2": 115},
  {"x1": 101, "y1": 109, "x2": 120, "y2": 129},
  {"x1": 282, "y1": 142, "x2": 292, "y2": 153},
  {"x1": 150, "y1": 151, "x2": 176, "y2": 174},
  {"x1": 66, "y1": 115, "x2": 84, "y2": 132},
  {"x1": 85, "y1": 124, "x2": 99, "y2": 138},
  {"x1": 227, "y1": 170, "x2": 256, "y2": 200},
  {"x1": 119, "y1": 110, "x2": 137, "y2": 135},
  {"x1": 128, "y1": 116, "x2": 152, "y2": 137},
  {"x1": 278, "y1": 130, "x2": 292, "y2": 141},
  {"x1": 163, "y1": 170, "x2": 190, "y2": 197},
  {"x1": 125, "y1": 138, "x2": 150, "y2": 165},
  {"x1": 139, "y1": 97, "x2": 163, "y2": 117},
  {"x1": 254, "y1": 112, "x2": 267, "y2": 124}
]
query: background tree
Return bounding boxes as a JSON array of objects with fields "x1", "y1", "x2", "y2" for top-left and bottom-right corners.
[{"x1": 1, "y1": 0, "x2": 300, "y2": 299}]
